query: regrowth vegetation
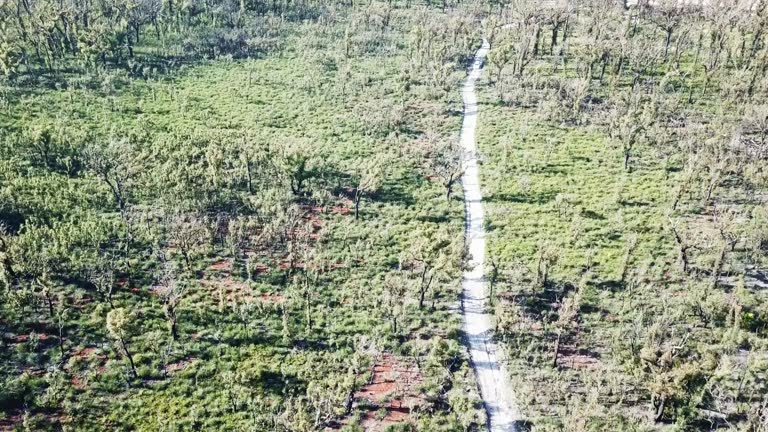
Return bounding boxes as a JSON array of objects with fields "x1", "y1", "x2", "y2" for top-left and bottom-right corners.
[
  {"x1": 481, "y1": 0, "x2": 768, "y2": 430},
  {"x1": 0, "y1": 0, "x2": 489, "y2": 430}
]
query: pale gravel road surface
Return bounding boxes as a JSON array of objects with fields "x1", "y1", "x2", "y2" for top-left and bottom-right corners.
[{"x1": 460, "y1": 39, "x2": 521, "y2": 432}]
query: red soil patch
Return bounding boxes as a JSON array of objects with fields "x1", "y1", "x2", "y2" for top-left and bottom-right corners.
[
  {"x1": 0, "y1": 411, "x2": 70, "y2": 430},
  {"x1": 331, "y1": 205, "x2": 351, "y2": 215},
  {"x1": 71, "y1": 375, "x2": 86, "y2": 390},
  {"x1": 251, "y1": 262, "x2": 270, "y2": 275},
  {"x1": 308, "y1": 205, "x2": 327, "y2": 214},
  {"x1": 200, "y1": 257, "x2": 261, "y2": 303},
  {"x1": 148, "y1": 284, "x2": 173, "y2": 296},
  {"x1": 278, "y1": 260, "x2": 305, "y2": 271},
  {"x1": 258, "y1": 293, "x2": 285, "y2": 304},
  {"x1": 9, "y1": 333, "x2": 51, "y2": 343},
  {"x1": 72, "y1": 295, "x2": 93, "y2": 309},
  {"x1": 209, "y1": 259, "x2": 233, "y2": 272},
  {"x1": 166, "y1": 357, "x2": 198, "y2": 373},
  {"x1": 0, "y1": 411, "x2": 24, "y2": 430},
  {"x1": 304, "y1": 214, "x2": 325, "y2": 229},
  {"x1": 201, "y1": 279, "x2": 252, "y2": 303},
  {"x1": 348, "y1": 353, "x2": 426, "y2": 432},
  {"x1": 69, "y1": 347, "x2": 108, "y2": 389},
  {"x1": 72, "y1": 347, "x2": 99, "y2": 359}
]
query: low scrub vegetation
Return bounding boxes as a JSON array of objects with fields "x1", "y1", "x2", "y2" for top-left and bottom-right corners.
[
  {"x1": 481, "y1": 0, "x2": 768, "y2": 430},
  {"x1": 0, "y1": 0, "x2": 487, "y2": 430}
]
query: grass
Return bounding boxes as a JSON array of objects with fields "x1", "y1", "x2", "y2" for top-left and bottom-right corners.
[{"x1": 480, "y1": 107, "x2": 672, "y2": 281}]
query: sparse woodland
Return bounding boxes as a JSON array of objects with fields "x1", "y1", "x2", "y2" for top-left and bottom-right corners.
[
  {"x1": 0, "y1": 0, "x2": 489, "y2": 430},
  {"x1": 481, "y1": 0, "x2": 768, "y2": 430},
  {"x1": 3, "y1": 0, "x2": 768, "y2": 430}
]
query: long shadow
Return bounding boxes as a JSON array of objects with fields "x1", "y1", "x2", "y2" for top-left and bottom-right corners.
[
  {"x1": 619, "y1": 199, "x2": 651, "y2": 207},
  {"x1": 376, "y1": 177, "x2": 417, "y2": 207},
  {"x1": 513, "y1": 420, "x2": 535, "y2": 431},
  {"x1": 534, "y1": 164, "x2": 570, "y2": 175},
  {"x1": 595, "y1": 280, "x2": 625, "y2": 292},
  {"x1": 581, "y1": 209, "x2": 605, "y2": 220},
  {"x1": 512, "y1": 281, "x2": 575, "y2": 320},
  {"x1": 484, "y1": 190, "x2": 558, "y2": 205},
  {"x1": 5, "y1": 52, "x2": 192, "y2": 95},
  {"x1": 259, "y1": 370, "x2": 307, "y2": 395}
]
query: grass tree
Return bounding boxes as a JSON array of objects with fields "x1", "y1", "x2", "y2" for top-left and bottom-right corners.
[
  {"x1": 710, "y1": 207, "x2": 742, "y2": 290},
  {"x1": 669, "y1": 218, "x2": 693, "y2": 274},
  {"x1": 619, "y1": 232, "x2": 638, "y2": 284},
  {"x1": 487, "y1": 34, "x2": 516, "y2": 84},
  {"x1": 700, "y1": 132, "x2": 736, "y2": 208},
  {"x1": 635, "y1": 307, "x2": 712, "y2": 423},
  {"x1": 535, "y1": 241, "x2": 560, "y2": 289},
  {"x1": 157, "y1": 264, "x2": 186, "y2": 341},
  {"x1": 0, "y1": 224, "x2": 13, "y2": 289},
  {"x1": 87, "y1": 257, "x2": 117, "y2": 309},
  {"x1": 609, "y1": 88, "x2": 650, "y2": 172},
  {"x1": 299, "y1": 247, "x2": 327, "y2": 332},
  {"x1": 647, "y1": 0, "x2": 690, "y2": 59}
]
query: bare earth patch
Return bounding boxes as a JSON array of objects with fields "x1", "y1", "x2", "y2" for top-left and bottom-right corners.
[
  {"x1": 166, "y1": 357, "x2": 198, "y2": 374},
  {"x1": 340, "y1": 353, "x2": 426, "y2": 432},
  {"x1": 558, "y1": 345, "x2": 603, "y2": 371}
]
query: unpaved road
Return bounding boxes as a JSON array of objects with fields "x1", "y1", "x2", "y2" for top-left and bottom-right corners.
[{"x1": 460, "y1": 39, "x2": 521, "y2": 432}]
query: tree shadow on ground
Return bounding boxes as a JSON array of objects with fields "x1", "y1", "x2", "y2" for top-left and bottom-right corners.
[
  {"x1": 484, "y1": 190, "x2": 558, "y2": 205},
  {"x1": 513, "y1": 420, "x2": 535, "y2": 431}
]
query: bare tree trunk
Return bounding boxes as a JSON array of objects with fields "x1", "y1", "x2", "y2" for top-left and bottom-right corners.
[
  {"x1": 664, "y1": 28, "x2": 673, "y2": 59},
  {"x1": 354, "y1": 190, "x2": 362, "y2": 221},
  {"x1": 245, "y1": 160, "x2": 253, "y2": 194},
  {"x1": 120, "y1": 337, "x2": 139, "y2": 379},
  {"x1": 654, "y1": 395, "x2": 666, "y2": 422},
  {"x1": 57, "y1": 319, "x2": 65, "y2": 359},
  {"x1": 711, "y1": 243, "x2": 727, "y2": 290},
  {"x1": 624, "y1": 147, "x2": 631, "y2": 171},
  {"x1": 551, "y1": 26, "x2": 559, "y2": 55},
  {"x1": 418, "y1": 267, "x2": 433, "y2": 310},
  {"x1": 672, "y1": 227, "x2": 690, "y2": 273}
]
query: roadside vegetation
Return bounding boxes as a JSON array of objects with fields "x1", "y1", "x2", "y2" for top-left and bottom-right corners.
[
  {"x1": 480, "y1": 0, "x2": 768, "y2": 430},
  {"x1": 0, "y1": 1, "x2": 488, "y2": 430}
]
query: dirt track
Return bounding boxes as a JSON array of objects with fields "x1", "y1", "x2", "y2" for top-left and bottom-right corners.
[{"x1": 460, "y1": 39, "x2": 521, "y2": 432}]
